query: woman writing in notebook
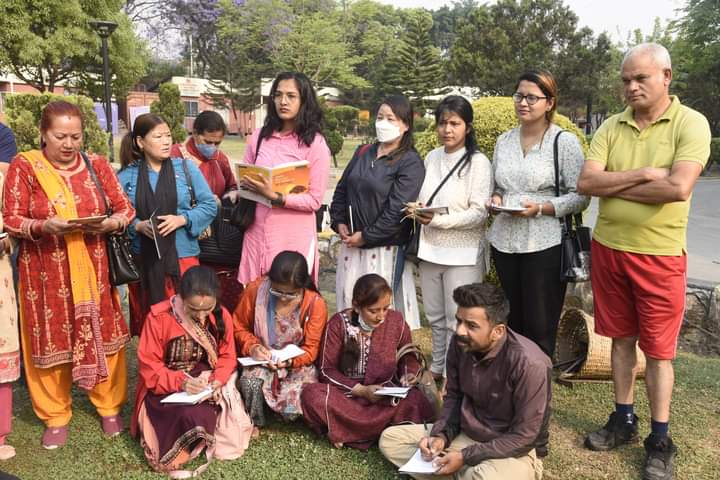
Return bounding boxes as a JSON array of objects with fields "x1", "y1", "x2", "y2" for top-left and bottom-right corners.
[
  {"x1": 233, "y1": 251, "x2": 327, "y2": 433},
  {"x1": 117, "y1": 113, "x2": 217, "y2": 336},
  {"x1": 330, "y1": 95, "x2": 425, "y2": 329},
  {"x1": 237, "y1": 72, "x2": 331, "y2": 286},
  {"x1": 132, "y1": 266, "x2": 252, "y2": 476}
]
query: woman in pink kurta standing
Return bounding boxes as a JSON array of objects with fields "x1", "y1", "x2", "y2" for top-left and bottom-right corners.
[{"x1": 238, "y1": 72, "x2": 331, "y2": 285}]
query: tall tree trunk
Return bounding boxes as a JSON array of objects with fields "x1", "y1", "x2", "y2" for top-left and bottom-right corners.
[{"x1": 585, "y1": 96, "x2": 593, "y2": 135}]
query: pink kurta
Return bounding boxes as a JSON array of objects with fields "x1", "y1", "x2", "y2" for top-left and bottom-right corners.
[{"x1": 237, "y1": 128, "x2": 330, "y2": 284}]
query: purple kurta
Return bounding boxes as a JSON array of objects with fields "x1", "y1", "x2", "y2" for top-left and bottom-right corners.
[
  {"x1": 301, "y1": 310, "x2": 435, "y2": 449},
  {"x1": 237, "y1": 129, "x2": 331, "y2": 285}
]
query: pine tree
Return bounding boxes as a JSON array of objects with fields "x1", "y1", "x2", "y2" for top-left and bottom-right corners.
[{"x1": 387, "y1": 10, "x2": 447, "y2": 114}]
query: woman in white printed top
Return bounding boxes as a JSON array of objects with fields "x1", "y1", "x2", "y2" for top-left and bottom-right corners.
[
  {"x1": 487, "y1": 69, "x2": 589, "y2": 357},
  {"x1": 405, "y1": 95, "x2": 493, "y2": 385}
]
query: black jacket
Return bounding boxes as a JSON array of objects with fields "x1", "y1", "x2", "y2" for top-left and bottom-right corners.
[{"x1": 330, "y1": 143, "x2": 425, "y2": 248}]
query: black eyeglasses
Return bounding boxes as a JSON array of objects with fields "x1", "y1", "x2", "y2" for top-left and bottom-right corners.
[{"x1": 512, "y1": 93, "x2": 549, "y2": 105}]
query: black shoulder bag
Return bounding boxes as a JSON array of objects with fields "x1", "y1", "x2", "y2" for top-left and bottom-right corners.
[
  {"x1": 404, "y1": 153, "x2": 468, "y2": 264},
  {"x1": 180, "y1": 159, "x2": 244, "y2": 267},
  {"x1": 81, "y1": 153, "x2": 141, "y2": 285},
  {"x1": 553, "y1": 131, "x2": 591, "y2": 283}
]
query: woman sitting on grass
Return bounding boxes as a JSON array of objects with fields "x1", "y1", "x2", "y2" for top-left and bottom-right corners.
[
  {"x1": 132, "y1": 266, "x2": 252, "y2": 477},
  {"x1": 233, "y1": 250, "x2": 328, "y2": 434},
  {"x1": 301, "y1": 274, "x2": 436, "y2": 450}
]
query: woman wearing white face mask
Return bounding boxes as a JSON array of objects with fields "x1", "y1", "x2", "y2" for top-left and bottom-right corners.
[{"x1": 330, "y1": 95, "x2": 425, "y2": 329}]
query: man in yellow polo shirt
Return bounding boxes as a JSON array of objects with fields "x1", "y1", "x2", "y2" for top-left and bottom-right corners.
[{"x1": 577, "y1": 42, "x2": 711, "y2": 480}]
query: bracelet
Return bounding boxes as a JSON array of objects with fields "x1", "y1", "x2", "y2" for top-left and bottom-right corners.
[
  {"x1": 535, "y1": 203, "x2": 543, "y2": 218},
  {"x1": 270, "y1": 192, "x2": 285, "y2": 207}
]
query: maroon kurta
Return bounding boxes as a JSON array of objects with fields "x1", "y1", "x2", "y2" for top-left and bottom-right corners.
[{"x1": 301, "y1": 310, "x2": 435, "y2": 449}]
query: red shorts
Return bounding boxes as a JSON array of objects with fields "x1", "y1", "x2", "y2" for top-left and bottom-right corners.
[{"x1": 591, "y1": 240, "x2": 686, "y2": 360}]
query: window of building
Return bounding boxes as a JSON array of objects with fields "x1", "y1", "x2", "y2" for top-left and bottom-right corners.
[{"x1": 184, "y1": 100, "x2": 199, "y2": 117}]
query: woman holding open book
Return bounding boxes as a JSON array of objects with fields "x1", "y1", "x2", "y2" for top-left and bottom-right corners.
[
  {"x1": 330, "y1": 94, "x2": 425, "y2": 329},
  {"x1": 236, "y1": 71, "x2": 331, "y2": 285},
  {"x1": 301, "y1": 274, "x2": 435, "y2": 450},
  {"x1": 132, "y1": 266, "x2": 252, "y2": 476},
  {"x1": 118, "y1": 113, "x2": 217, "y2": 336},
  {"x1": 3, "y1": 101, "x2": 134, "y2": 449},
  {"x1": 233, "y1": 251, "x2": 327, "y2": 433},
  {"x1": 403, "y1": 96, "x2": 493, "y2": 389}
]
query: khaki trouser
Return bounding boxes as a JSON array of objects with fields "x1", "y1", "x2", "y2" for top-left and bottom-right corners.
[{"x1": 379, "y1": 424, "x2": 542, "y2": 480}]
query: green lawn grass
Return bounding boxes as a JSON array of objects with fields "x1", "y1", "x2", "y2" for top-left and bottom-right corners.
[{"x1": 3, "y1": 325, "x2": 718, "y2": 480}]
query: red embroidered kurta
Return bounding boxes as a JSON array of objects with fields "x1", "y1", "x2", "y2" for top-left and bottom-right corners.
[
  {"x1": 131, "y1": 299, "x2": 237, "y2": 437},
  {"x1": 2, "y1": 153, "x2": 135, "y2": 369}
]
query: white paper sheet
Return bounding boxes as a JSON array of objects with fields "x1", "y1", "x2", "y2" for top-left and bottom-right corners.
[
  {"x1": 238, "y1": 344, "x2": 306, "y2": 367},
  {"x1": 398, "y1": 449, "x2": 438, "y2": 474},
  {"x1": 375, "y1": 387, "x2": 411, "y2": 398},
  {"x1": 160, "y1": 387, "x2": 213, "y2": 405}
]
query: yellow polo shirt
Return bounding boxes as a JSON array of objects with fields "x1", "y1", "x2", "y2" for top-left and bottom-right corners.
[{"x1": 588, "y1": 96, "x2": 711, "y2": 255}]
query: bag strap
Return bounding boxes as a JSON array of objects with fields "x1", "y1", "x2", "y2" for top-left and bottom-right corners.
[
  {"x1": 426, "y1": 153, "x2": 468, "y2": 207},
  {"x1": 180, "y1": 157, "x2": 197, "y2": 208},
  {"x1": 253, "y1": 131, "x2": 264, "y2": 164},
  {"x1": 80, "y1": 152, "x2": 112, "y2": 216},
  {"x1": 552, "y1": 131, "x2": 583, "y2": 231}
]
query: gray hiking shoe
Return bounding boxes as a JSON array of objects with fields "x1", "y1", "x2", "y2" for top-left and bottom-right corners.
[{"x1": 584, "y1": 412, "x2": 639, "y2": 451}]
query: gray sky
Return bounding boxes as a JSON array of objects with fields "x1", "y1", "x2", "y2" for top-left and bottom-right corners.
[{"x1": 377, "y1": 0, "x2": 686, "y2": 42}]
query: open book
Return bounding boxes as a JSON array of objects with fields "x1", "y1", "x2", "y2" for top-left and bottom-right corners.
[
  {"x1": 235, "y1": 160, "x2": 310, "y2": 207},
  {"x1": 238, "y1": 344, "x2": 306, "y2": 367},
  {"x1": 160, "y1": 387, "x2": 214, "y2": 405}
]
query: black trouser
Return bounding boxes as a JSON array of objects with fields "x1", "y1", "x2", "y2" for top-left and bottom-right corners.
[{"x1": 491, "y1": 245, "x2": 566, "y2": 358}]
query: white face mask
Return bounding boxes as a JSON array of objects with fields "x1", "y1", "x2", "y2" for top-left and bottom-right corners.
[{"x1": 375, "y1": 119, "x2": 402, "y2": 143}]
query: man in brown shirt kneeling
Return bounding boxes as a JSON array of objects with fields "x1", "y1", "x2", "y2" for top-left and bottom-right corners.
[{"x1": 379, "y1": 283, "x2": 550, "y2": 479}]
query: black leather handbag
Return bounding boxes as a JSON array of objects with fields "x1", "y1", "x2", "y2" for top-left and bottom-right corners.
[
  {"x1": 553, "y1": 131, "x2": 591, "y2": 283},
  {"x1": 81, "y1": 153, "x2": 141, "y2": 286},
  {"x1": 198, "y1": 197, "x2": 244, "y2": 266}
]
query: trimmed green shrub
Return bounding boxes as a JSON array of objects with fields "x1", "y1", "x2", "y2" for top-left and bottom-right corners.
[
  {"x1": 329, "y1": 105, "x2": 359, "y2": 136},
  {"x1": 5, "y1": 93, "x2": 109, "y2": 155},
  {"x1": 150, "y1": 83, "x2": 186, "y2": 143},
  {"x1": 325, "y1": 129, "x2": 344, "y2": 167},
  {"x1": 413, "y1": 116, "x2": 432, "y2": 133},
  {"x1": 708, "y1": 138, "x2": 720, "y2": 172},
  {"x1": 415, "y1": 96, "x2": 588, "y2": 159}
]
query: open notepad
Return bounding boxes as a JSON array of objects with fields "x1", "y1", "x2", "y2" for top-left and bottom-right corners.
[
  {"x1": 399, "y1": 449, "x2": 438, "y2": 474},
  {"x1": 160, "y1": 387, "x2": 213, "y2": 405},
  {"x1": 238, "y1": 344, "x2": 306, "y2": 367}
]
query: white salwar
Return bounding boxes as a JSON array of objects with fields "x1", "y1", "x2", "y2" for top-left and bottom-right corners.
[{"x1": 335, "y1": 243, "x2": 420, "y2": 330}]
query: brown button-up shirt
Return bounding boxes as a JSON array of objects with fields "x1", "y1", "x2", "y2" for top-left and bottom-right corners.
[{"x1": 430, "y1": 328, "x2": 552, "y2": 466}]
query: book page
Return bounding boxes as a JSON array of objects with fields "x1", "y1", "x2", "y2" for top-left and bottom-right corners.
[{"x1": 160, "y1": 387, "x2": 213, "y2": 405}]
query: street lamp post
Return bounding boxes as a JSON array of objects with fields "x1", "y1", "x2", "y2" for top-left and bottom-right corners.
[{"x1": 90, "y1": 20, "x2": 118, "y2": 161}]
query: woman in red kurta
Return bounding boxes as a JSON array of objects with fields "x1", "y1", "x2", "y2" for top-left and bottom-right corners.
[
  {"x1": 132, "y1": 266, "x2": 252, "y2": 475},
  {"x1": 2, "y1": 101, "x2": 135, "y2": 449},
  {"x1": 170, "y1": 111, "x2": 244, "y2": 313},
  {"x1": 301, "y1": 274, "x2": 435, "y2": 450}
]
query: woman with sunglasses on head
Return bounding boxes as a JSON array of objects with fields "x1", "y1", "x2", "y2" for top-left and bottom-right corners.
[
  {"x1": 233, "y1": 250, "x2": 328, "y2": 434},
  {"x1": 237, "y1": 72, "x2": 331, "y2": 286},
  {"x1": 404, "y1": 95, "x2": 493, "y2": 389},
  {"x1": 487, "y1": 69, "x2": 589, "y2": 357},
  {"x1": 330, "y1": 94, "x2": 425, "y2": 329},
  {"x1": 132, "y1": 265, "x2": 252, "y2": 476}
]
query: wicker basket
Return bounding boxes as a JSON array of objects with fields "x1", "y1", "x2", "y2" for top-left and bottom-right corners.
[{"x1": 555, "y1": 308, "x2": 646, "y2": 380}]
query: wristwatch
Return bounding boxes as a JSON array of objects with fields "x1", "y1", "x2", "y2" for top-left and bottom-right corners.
[{"x1": 270, "y1": 192, "x2": 285, "y2": 207}]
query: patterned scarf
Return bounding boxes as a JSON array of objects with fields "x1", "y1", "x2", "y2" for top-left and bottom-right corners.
[{"x1": 24, "y1": 150, "x2": 108, "y2": 390}]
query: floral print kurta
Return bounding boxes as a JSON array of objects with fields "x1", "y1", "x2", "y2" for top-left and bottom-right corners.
[
  {"x1": 0, "y1": 171, "x2": 19, "y2": 383},
  {"x1": 2, "y1": 153, "x2": 134, "y2": 369}
]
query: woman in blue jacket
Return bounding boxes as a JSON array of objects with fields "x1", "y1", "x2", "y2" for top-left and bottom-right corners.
[{"x1": 117, "y1": 113, "x2": 216, "y2": 336}]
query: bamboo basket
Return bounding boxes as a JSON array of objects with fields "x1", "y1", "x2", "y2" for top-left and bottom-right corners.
[{"x1": 555, "y1": 308, "x2": 646, "y2": 380}]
